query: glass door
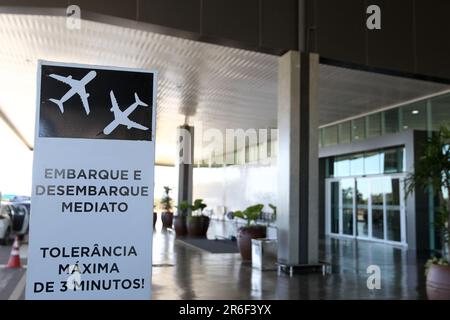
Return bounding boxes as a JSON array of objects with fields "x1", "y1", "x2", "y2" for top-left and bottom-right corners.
[
  {"x1": 341, "y1": 178, "x2": 355, "y2": 236},
  {"x1": 329, "y1": 181, "x2": 339, "y2": 234},
  {"x1": 385, "y1": 178, "x2": 403, "y2": 242},
  {"x1": 356, "y1": 178, "x2": 370, "y2": 238},
  {"x1": 326, "y1": 175, "x2": 406, "y2": 245},
  {"x1": 371, "y1": 178, "x2": 386, "y2": 240}
]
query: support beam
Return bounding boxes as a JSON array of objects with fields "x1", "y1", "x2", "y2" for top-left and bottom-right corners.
[
  {"x1": 277, "y1": 50, "x2": 319, "y2": 265},
  {"x1": 176, "y1": 125, "x2": 194, "y2": 206},
  {"x1": 0, "y1": 105, "x2": 33, "y2": 150}
]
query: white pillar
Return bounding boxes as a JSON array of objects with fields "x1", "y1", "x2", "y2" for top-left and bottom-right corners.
[{"x1": 177, "y1": 125, "x2": 194, "y2": 206}]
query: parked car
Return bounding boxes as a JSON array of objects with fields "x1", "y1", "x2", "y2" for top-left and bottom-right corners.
[
  {"x1": 0, "y1": 195, "x2": 30, "y2": 243},
  {"x1": 0, "y1": 206, "x2": 12, "y2": 245},
  {"x1": 10, "y1": 202, "x2": 30, "y2": 239}
]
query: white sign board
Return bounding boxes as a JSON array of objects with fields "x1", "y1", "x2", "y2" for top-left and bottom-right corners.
[{"x1": 26, "y1": 61, "x2": 156, "y2": 300}]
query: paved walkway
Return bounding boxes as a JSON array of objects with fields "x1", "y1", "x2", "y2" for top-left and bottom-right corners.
[
  {"x1": 151, "y1": 219, "x2": 426, "y2": 299},
  {"x1": 0, "y1": 218, "x2": 427, "y2": 299}
]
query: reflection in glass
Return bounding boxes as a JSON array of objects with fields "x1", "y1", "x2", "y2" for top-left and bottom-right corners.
[
  {"x1": 386, "y1": 179, "x2": 400, "y2": 206},
  {"x1": 331, "y1": 182, "x2": 339, "y2": 234},
  {"x1": 386, "y1": 179, "x2": 401, "y2": 242},
  {"x1": 356, "y1": 179, "x2": 369, "y2": 237},
  {"x1": 328, "y1": 176, "x2": 404, "y2": 243},
  {"x1": 343, "y1": 209, "x2": 353, "y2": 235},
  {"x1": 329, "y1": 147, "x2": 404, "y2": 177},
  {"x1": 382, "y1": 148, "x2": 404, "y2": 173},
  {"x1": 371, "y1": 178, "x2": 386, "y2": 240},
  {"x1": 364, "y1": 152, "x2": 380, "y2": 175},
  {"x1": 372, "y1": 210, "x2": 384, "y2": 239},
  {"x1": 334, "y1": 157, "x2": 350, "y2": 177},
  {"x1": 341, "y1": 179, "x2": 354, "y2": 235},
  {"x1": 387, "y1": 210, "x2": 401, "y2": 241},
  {"x1": 350, "y1": 154, "x2": 364, "y2": 176},
  {"x1": 401, "y1": 102, "x2": 426, "y2": 131}
]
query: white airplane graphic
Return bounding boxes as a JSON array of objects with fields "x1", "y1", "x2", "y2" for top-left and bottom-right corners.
[
  {"x1": 48, "y1": 71, "x2": 97, "y2": 115},
  {"x1": 103, "y1": 90, "x2": 149, "y2": 135}
]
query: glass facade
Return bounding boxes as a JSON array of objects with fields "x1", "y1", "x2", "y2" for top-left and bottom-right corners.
[
  {"x1": 326, "y1": 147, "x2": 404, "y2": 178},
  {"x1": 326, "y1": 147, "x2": 406, "y2": 244},
  {"x1": 367, "y1": 113, "x2": 382, "y2": 138},
  {"x1": 330, "y1": 181, "x2": 339, "y2": 234},
  {"x1": 338, "y1": 122, "x2": 351, "y2": 144},
  {"x1": 319, "y1": 92, "x2": 450, "y2": 148},
  {"x1": 321, "y1": 92, "x2": 450, "y2": 249},
  {"x1": 327, "y1": 175, "x2": 404, "y2": 244}
]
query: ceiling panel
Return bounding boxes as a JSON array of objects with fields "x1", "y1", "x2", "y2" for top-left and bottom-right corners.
[{"x1": 0, "y1": 13, "x2": 448, "y2": 165}]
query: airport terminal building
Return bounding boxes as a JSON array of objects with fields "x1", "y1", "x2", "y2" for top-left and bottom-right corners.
[{"x1": 0, "y1": 0, "x2": 450, "y2": 299}]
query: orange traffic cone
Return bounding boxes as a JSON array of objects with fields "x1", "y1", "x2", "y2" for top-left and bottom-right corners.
[{"x1": 6, "y1": 236, "x2": 21, "y2": 268}]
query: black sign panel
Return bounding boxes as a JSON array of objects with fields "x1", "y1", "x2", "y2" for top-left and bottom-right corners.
[{"x1": 39, "y1": 64, "x2": 154, "y2": 141}]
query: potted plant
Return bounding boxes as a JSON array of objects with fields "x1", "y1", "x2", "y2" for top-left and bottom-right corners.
[
  {"x1": 187, "y1": 199, "x2": 209, "y2": 238},
  {"x1": 405, "y1": 125, "x2": 450, "y2": 300},
  {"x1": 174, "y1": 200, "x2": 189, "y2": 237},
  {"x1": 233, "y1": 204, "x2": 266, "y2": 261},
  {"x1": 160, "y1": 186, "x2": 174, "y2": 229}
]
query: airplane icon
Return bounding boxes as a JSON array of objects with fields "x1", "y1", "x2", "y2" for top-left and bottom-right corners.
[
  {"x1": 48, "y1": 70, "x2": 97, "y2": 115},
  {"x1": 103, "y1": 90, "x2": 149, "y2": 135}
]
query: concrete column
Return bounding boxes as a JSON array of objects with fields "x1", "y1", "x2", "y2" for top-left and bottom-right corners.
[
  {"x1": 277, "y1": 51, "x2": 319, "y2": 265},
  {"x1": 177, "y1": 125, "x2": 194, "y2": 206}
]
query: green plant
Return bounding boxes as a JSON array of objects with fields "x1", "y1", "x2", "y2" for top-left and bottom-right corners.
[
  {"x1": 405, "y1": 125, "x2": 450, "y2": 261},
  {"x1": 160, "y1": 186, "x2": 173, "y2": 212},
  {"x1": 176, "y1": 200, "x2": 191, "y2": 217},
  {"x1": 192, "y1": 199, "x2": 207, "y2": 215},
  {"x1": 233, "y1": 204, "x2": 264, "y2": 227},
  {"x1": 269, "y1": 203, "x2": 277, "y2": 221},
  {"x1": 176, "y1": 199, "x2": 208, "y2": 218}
]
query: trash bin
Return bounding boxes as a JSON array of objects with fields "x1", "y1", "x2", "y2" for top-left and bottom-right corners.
[{"x1": 252, "y1": 238, "x2": 277, "y2": 271}]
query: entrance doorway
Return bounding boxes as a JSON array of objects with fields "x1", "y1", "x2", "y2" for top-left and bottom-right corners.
[{"x1": 326, "y1": 175, "x2": 406, "y2": 246}]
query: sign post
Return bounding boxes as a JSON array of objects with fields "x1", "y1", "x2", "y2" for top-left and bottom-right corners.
[{"x1": 26, "y1": 61, "x2": 156, "y2": 300}]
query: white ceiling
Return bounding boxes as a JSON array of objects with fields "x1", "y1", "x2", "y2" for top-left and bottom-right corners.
[{"x1": 0, "y1": 13, "x2": 448, "y2": 165}]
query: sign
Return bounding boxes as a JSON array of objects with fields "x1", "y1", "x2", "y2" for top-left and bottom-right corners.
[{"x1": 26, "y1": 61, "x2": 156, "y2": 300}]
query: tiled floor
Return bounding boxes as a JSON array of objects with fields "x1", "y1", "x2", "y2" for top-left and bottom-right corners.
[{"x1": 151, "y1": 218, "x2": 427, "y2": 300}]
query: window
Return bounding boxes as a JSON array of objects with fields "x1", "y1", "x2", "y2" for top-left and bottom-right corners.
[
  {"x1": 383, "y1": 109, "x2": 399, "y2": 134},
  {"x1": 430, "y1": 94, "x2": 450, "y2": 131},
  {"x1": 322, "y1": 125, "x2": 338, "y2": 147},
  {"x1": 401, "y1": 102, "x2": 426, "y2": 131},
  {"x1": 327, "y1": 147, "x2": 404, "y2": 178},
  {"x1": 334, "y1": 156, "x2": 350, "y2": 177},
  {"x1": 382, "y1": 148, "x2": 404, "y2": 173},
  {"x1": 350, "y1": 154, "x2": 364, "y2": 176},
  {"x1": 338, "y1": 122, "x2": 351, "y2": 144},
  {"x1": 367, "y1": 113, "x2": 382, "y2": 138},
  {"x1": 352, "y1": 118, "x2": 365, "y2": 141},
  {"x1": 364, "y1": 152, "x2": 380, "y2": 175}
]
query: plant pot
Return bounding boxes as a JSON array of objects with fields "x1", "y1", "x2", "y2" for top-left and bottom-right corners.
[
  {"x1": 426, "y1": 264, "x2": 450, "y2": 300},
  {"x1": 153, "y1": 212, "x2": 157, "y2": 229},
  {"x1": 161, "y1": 211, "x2": 173, "y2": 229},
  {"x1": 200, "y1": 215, "x2": 210, "y2": 237},
  {"x1": 187, "y1": 216, "x2": 203, "y2": 237},
  {"x1": 174, "y1": 215, "x2": 188, "y2": 237},
  {"x1": 237, "y1": 225, "x2": 267, "y2": 261}
]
